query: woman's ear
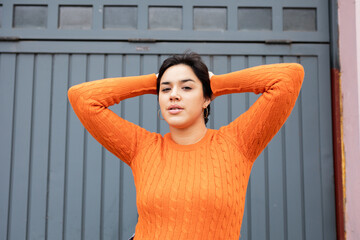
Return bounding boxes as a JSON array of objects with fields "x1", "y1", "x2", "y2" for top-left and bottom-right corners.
[{"x1": 203, "y1": 98, "x2": 211, "y2": 108}]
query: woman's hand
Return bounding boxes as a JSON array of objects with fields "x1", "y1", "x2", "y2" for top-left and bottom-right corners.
[
  {"x1": 208, "y1": 71, "x2": 216, "y2": 100},
  {"x1": 208, "y1": 71, "x2": 214, "y2": 79}
]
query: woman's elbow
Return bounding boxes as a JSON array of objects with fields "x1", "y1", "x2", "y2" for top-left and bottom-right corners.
[
  {"x1": 290, "y1": 63, "x2": 305, "y2": 85},
  {"x1": 67, "y1": 85, "x2": 87, "y2": 111}
]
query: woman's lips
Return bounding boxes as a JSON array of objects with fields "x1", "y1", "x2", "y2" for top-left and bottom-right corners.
[
  {"x1": 168, "y1": 108, "x2": 184, "y2": 114},
  {"x1": 167, "y1": 105, "x2": 184, "y2": 114}
]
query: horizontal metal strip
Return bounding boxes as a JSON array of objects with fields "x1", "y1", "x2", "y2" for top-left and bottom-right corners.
[
  {"x1": 0, "y1": 41, "x2": 329, "y2": 55},
  {"x1": 3, "y1": 0, "x2": 325, "y2": 5},
  {"x1": 0, "y1": 31, "x2": 329, "y2": 43}
]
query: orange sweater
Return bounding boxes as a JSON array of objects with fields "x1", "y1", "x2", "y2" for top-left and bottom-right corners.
[{"x1": 68, "y1": 63, "x2": 304, "y2": 239}]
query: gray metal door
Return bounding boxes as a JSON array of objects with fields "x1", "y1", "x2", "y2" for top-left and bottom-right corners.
[
  {"x1": 0, "y1": 0, "x2": 335, "y2": 240},
  {"x1": 0, "y1": 42, "x2": 336, "y2": 240}
]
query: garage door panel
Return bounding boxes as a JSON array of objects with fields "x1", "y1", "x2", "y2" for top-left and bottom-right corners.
[
  {"x1": 121, "y1": 55, "x2": 141, "y2": 240},
  {"x1": 266, "y1": 55, "x2": 288, "y2": 240},
  {"x1": 267, "y1": 125, "x2": 286, "y2": 240},
  {"x1": 102, "y1": 54, "x2": 122, "y2": 240},
  {"x1": 142, "y1": 55, "x2": 159, "y2": 133},
  {"x1": 213, "y1": 56, "x2": 230, "y2": 129},
  {"x1": 284, "y1": 95, "x2": 304, "y2": 240},
  {"x1": 7, "y1": 54, "x2": 35, "y2": 240},
  {"x1": 0, "y1": 42, "x2": 336, "y2": 239},
  {"x1": 64, "y1": 54, "x2": 87, "y2": 240},
  {"x1": 47, "y1": 54, "x2": 69, "y2": 240},
  {"x1": 300, "y1": 56, "x2": 324, "y2": 240},
  {"x1": 0, "y1": 54, "x2": 16, "y2": 240},
  {"x1": 0, "y1": 0, "x2": 329, "y2": 42},
  {"x1": 158, "y1": 55, "x2": 171, "y2": 135},
  {"x1": 229, "y1": 56, "x2": 247, "y2": 122},
  {"x1": 27, "y1": 54, "x2": 52, "y2": 240}
]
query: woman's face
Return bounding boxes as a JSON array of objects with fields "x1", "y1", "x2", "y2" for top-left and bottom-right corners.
[{"x1": 159, "y1": 64, "x2": 210, "y2": 129}]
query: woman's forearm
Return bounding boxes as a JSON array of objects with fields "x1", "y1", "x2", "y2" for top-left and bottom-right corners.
[
  {"x1": 215, "y1": 63, "x2": 304, "y2": 161},
  {"x1": 68, "y1": 73, "x2": 157, "y2": 114},
  {"x1": 67, "y1": 74, "x2": 158, "y2": 165},
  {"x1": 210, "y1": 63, "x2": 304, "y2": 97}
]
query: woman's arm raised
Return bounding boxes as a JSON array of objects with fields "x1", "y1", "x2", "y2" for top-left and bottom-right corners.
[
  {"x1": 67, "y1": 74, "x2": 158, "y2": 166},
  {"x1": 212, "y1": 63, "x2": 304, "y2": 162}
]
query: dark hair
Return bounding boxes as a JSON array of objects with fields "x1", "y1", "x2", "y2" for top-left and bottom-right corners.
[{"x1": 157, "y1": 52, "x2": 212, "y2": 124}]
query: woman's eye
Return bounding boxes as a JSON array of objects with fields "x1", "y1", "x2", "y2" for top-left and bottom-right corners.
[
  {"x1": 161, "y1": 88, "x2": 170, "y2": 92},
  {"x1": 183, "y1": 86, "x2": 192, "y2": 90}
]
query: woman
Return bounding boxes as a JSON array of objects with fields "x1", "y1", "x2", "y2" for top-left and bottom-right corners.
[{"x1": 68, "y1": 52, "x2": 304, "y2": 239}]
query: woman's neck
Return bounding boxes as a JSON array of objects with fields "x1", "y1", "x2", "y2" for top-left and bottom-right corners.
[{"x1": 169, "y1": 123, "x2": 208, "y2": 145}]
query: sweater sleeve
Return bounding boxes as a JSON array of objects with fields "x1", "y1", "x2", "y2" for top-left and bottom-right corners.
[
  {"x1": 67, "y1": 73, "x2": 158, "y2": 167},
  {"x1": 213, "y1": 63, "x2": 304, "y2": 162}
]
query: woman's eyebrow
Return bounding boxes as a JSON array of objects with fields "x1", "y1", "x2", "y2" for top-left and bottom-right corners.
[
  {"x1": 161, "y1": 79, "x2": 195, "y2": 85},
  {"x1": 180, "y1": 79, "x2": 195, "y2": 83}
]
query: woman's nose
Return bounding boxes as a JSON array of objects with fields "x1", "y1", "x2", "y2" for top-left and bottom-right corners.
[{"x1": 170, "y1": 88, "x2": 180, "y2": 101}]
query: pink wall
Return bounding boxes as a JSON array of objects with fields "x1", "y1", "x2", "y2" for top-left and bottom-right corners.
[{"x1": 338, "y1": 0, "x2": 360, "y2": 239}]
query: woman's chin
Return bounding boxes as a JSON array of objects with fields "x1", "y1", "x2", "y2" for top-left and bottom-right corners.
[
  {"x1": 166, "y1": 116, "x2": 204, "y2": 130},
  {"x1": 165, "y1": 117, "x2": 191, "y2": 129}
]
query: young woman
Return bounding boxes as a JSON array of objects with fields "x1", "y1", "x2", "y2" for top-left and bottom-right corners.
[{"x1": 68, "y1": 52, "x2": 304, "y2": 239}]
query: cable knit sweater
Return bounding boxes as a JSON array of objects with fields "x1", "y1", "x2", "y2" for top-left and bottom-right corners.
[{"x1": 67, "y1": 63, "x2": 304, "y2": 240}]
